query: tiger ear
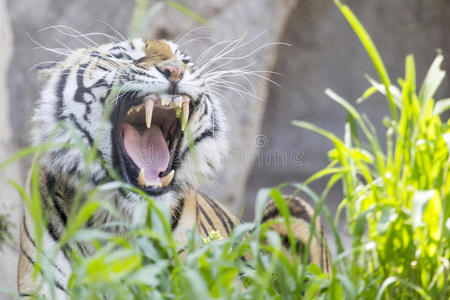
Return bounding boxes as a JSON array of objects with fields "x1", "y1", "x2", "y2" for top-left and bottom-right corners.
[{"x1": 36, "y1": 62, "x2": 60, "y2": 84}]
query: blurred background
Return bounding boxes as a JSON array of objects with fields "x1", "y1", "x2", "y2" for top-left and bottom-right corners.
[{"x1": 1, "y1": 0, "x2": 450, "y2": 292}]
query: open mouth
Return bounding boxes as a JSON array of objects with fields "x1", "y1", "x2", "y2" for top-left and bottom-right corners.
[{"x1": 112, "y1": 93, "x2": 190, "y2": 195}]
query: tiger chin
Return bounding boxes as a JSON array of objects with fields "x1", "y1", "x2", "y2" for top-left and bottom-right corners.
[{"x1": 17, "y1": 38, "x2": 330, "y2": 298}]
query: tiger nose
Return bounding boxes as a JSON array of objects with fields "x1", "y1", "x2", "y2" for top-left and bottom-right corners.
[{"x1": 157, "y1": 62, "x2": 184, "y2": 83}]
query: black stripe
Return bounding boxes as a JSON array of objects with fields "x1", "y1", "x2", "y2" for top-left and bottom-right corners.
[
  {"x1": 171, "y1": 197, "x2": 185, "y2": 230},
  {"x1": 261, "y1": 207, "x2": 281, "y2": 223},
  {"x1": 206, "y1": 160, "x2": 216, "y2": 172},
  {"x1": 22, "y1": 215, "x2": 37, "y2": 248},
  {"x1": 200, "y1": 222, "x2": 208, "y2": 236},
  {"x1": 77, "y1": 243, "x2": 88, "y2": 257},
  {"x1": 196, "y1": 197, "x2": 199, "y2": 222},
  {"x1": 196, "y1": 198, "x2": 208, "y2": 235},
  {"x1": 55, "y1": 68, "x2": 71, "y2": 120},
  {"x1": 280, "y1": 235, "x2": 310, "y2": 263},
  {"x1": 97, "y1": 64, "x2": 109, "y2": 72},
  {"x1": 54, "y1": 279, "x2": 68, "y2": 293},
  {"x1": 45, "y1": 172, "x2": 56, "y2": 189},
  {"x1": 20, "y1": 244, "x2": 68, "y2": 293},
  {"x1": 53, "y1": 195, "x2": 68, "y2": 226},
  {"x1": 47, "y1": 220, "x2": 61, "y2": 242},
  {"x1": 23, "y1": 216, "x2": 67, "y2": 275},
  {"x1": 68, "y1": 113, "x2": 94, "y2": 146},
  {"x1": 203, "y1": 195, "x2": 234, "y2": 235},
  {"x1": 18, "y1": 293, "x2": 32, "y2": 297},
  {"x1": 131, "y1": 67, "x2": 156, "y2": 78},
  {"x1": 196, "y1": 100, "x2": 209, "y2": 126},
  {"x1": 287, "y1": 198, "x2": 311, "y2": 223},
  {"x1": 204, "y1": 198, "x2": 230, "y2": 235},
  {"x1": 74, "y1": 64, "x2": 94, "y2": 121},
  {"x1": 98, "y1": 82, "x2": 113, "y2": 105},
  {"x1": 199, "y1": 205, "x2": 215, "y2": 232},
  {"x1": 68, "y1": 160, "x2": 80, "y2": 176},
  {"x1": 109, "y1": 45, "x2": 126, "y2": 52},
  {"x1": 261, "y1": 198, "x2": 312, "y2": 224},
  {"x1": 20, "y1": 243, "x2": 35, "y2": 266},
  {"x1": 46, "y1": 173, "x2": 68, "y2": 226},
  {"x1": 179, "y1": 128, "x2": 214, "y2": 161}
]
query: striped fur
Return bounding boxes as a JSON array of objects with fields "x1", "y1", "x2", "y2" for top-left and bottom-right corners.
[{"x1": 18, "y1": 38, "x2": 330, "y2": 298}]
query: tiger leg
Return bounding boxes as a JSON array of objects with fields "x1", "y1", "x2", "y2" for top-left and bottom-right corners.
[
  {"x1": 261, "y1": 196, "x2": 331, "y2": 273},
  {"x1": 18, "y1": 212, "x2": 71, "y2": 299}
]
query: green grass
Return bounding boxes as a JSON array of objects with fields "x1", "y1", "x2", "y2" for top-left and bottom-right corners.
[{"x1": 1, "y1": 1, "x2": 449, "y2": 299}]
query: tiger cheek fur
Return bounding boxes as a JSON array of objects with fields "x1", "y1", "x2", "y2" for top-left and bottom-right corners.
[{"x1": 18, "y1": 38, "x2": 330, "y2": 298}]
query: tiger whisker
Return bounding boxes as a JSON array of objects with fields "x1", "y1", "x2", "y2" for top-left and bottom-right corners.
[
  {"x1": 196, "y1": 36, "x2": 246, "y2": 73},
  {"x1": 205, "y1": 67, "x2": 282, "y2": 87},
  {"x1": 38, "y1": 25, "x2": 100, "y2": 48},
  {"x1": 195, "y1": 38, "x2": 237, "y2": 66},
  {"x1": 175, "y1": 26, "x2": 209, "y2": 45},
  {"x1": 206, "y1": 87, "x2": 237, "y2": 114},
  {"x1": 197, "y1": 30, "x2": 266, "y2": 73},
  {"x1": 206, "y1": 77, "x2": 256, "y2": 95},
  {"x1": 95, "y1": 20, "x2": 126, "y2": 41},
  {"x1": 178, "y1": 36, "x2": 216, "y2": 48},
  {"x1": 207, "y1": 83, "x2": 265, "y2": 102},
  {"x1": 201, "y1": 60, "x2": 259, "y2": 79}
]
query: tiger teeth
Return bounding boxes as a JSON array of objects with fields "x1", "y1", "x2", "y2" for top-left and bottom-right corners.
[
  {"x1": 128, "y1": 94, "x2": 189, "y2": 130},
  {"x1": 137, "y1": 168, "x2": 146, "y2": 187},
  {"x1": 161, "y1": 95, "x2": 171, "y2": 106},
  {"x1": 144, "y1": 97, "x2": 155, "y2": 129},
  {"x1": 181, "y1": 99, "x2": 189, "y2": 131},
  {"x1": 160, "y1": 170, "x2": 175, "y2": 188},
  {"x1": 174, "y1": 95, "x2": 183, "y2": 108},
  {"x1": 145, "y1": 182, "x2": 162, "y2": 188},
  {"x1": 127, "y1": 104, "x2": 143, "y2": 115}
]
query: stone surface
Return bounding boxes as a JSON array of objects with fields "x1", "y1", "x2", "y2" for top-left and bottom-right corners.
[{"x1": 0, "y1": 0, "x2": 20, "y2": 295}]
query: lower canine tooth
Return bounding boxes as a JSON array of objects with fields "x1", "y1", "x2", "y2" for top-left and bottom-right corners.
[
  {"x1": 138, "y1": 169, "x2": 146, "y2": 187},
  {"x1": 182, "y1": 101, "x2": 189, "y2": 131},
  {"x1": 160, "y1": 170, "x2": 175, "y2": 187},
  {"x1": 144, "y1": 98, "x2": 154, "y2": 128}
]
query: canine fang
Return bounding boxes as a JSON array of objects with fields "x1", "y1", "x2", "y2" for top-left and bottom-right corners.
[
  {"x1": 182, "y1": 101, "x2": 189, "y2": 131},
  {"x1": 137, "y1": 168, "x2": 146, "y2": 187},
  {"x1": 160, "y1": 170, "x2": 175, "y2": 187},
  {"x1": 144, "y1": 98, "x2": 154, "y2": 129}
]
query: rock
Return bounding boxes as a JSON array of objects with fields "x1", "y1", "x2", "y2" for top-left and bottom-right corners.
[{"x1": 0, "y1": 0, "x2": 21, "y2": 295}]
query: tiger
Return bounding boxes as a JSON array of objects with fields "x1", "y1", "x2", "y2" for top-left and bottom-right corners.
[{"x1": 17, "y1": 38, "x2": 330, "y2": 298}]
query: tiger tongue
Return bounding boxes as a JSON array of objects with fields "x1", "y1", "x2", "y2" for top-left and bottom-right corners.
[{"x1": 122, "y1": 123, "x2": 169, "y2": 184}]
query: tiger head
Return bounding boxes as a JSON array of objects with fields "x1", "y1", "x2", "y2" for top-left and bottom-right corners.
[{"x1": 33, "y1": 38, "x2": 227, "y2": 211}]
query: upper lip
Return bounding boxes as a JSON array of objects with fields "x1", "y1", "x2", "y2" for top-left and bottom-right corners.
[{"x1": 111, "y1": 92, "x2": 191, "y2": 195}]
